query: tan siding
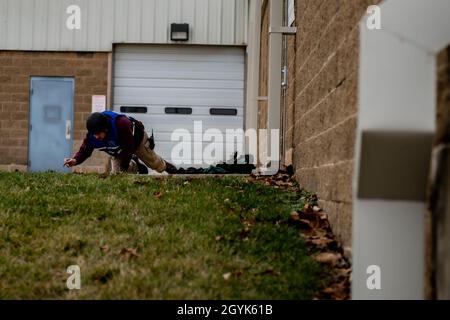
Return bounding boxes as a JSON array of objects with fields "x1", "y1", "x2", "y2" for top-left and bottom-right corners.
[
  {"x1": 0, "y1": 50, "x2": 109, "y2": 172},
  {"x1": 0, "y1": 0, "x2": 249, "y2": 51}
]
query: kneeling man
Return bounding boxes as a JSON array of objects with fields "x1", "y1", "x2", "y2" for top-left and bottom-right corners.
[{"x1": 64, "y1": 111, "x2": 176, "y2": 174}]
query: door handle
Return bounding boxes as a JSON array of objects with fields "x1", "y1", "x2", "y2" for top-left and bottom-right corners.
[{"x1": 66, "y1": 120, "x2": 71, "y2": 140}]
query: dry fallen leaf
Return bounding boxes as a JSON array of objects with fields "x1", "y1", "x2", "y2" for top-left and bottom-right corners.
[
  {"x1": 120, "y1": 247, "x2": 140, "y2": 259},
  {"x1": 299, "y1": 219, "x2": 313, "y2": 228},
  {"x1": 134, "y1": 180, "x2": 149, "y2": 185},
  {"x1": 233, "y1": 270, "x2": 243, "y2": 277},
  {"x1": 334, "y1": 268, "x2": 352, "y2": 281},
  {"x1": 153, "y1": 191, "x2": 163, "y2": 199},
  {"x1": 315, "y1": 252, "x2": 342, "y2": 266},
  {"x1": 322, "y1": 282, "x2": 349, "y2": 300},
  {"x1": 257, "y1": 267, "x2": 281, "y2": 276},
  {"x1": 309, "y1": 229, "x2": 329, "y2": 239},
  {"x1": 223, "y1": 272, "x2": 232, "y2": 280},
  {"x1": 308, "y1": 238, "x2": 335, "y2": 249},
  {"x1": 240, "y1": 227, "x2": 251, "y2": 238},
  {"x1": 289, "y1": 211, "x2": 300, "y2": 221},
  {"x1": 100, "y1": 245, "x2": 110, "y2": 253},
  {"x1": 242, "y1": 219, "x2": 255, "y2": 228}
]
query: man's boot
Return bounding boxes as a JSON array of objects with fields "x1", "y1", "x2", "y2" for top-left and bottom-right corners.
[
  {"x1": 164, "y1": 161, "x2": 177, "y2": 174},
  {"x1": 132, "y1": 155, "x2": 148, "y2": 175}
]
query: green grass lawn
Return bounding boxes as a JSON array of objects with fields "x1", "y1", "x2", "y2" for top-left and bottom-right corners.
[{"x1": 0, "y1": 172, "x2": 330, "y2": 299}]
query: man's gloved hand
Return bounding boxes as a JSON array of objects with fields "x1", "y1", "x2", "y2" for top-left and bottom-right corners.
[{"x1": 63, "y1": 158, "x2": 77, "y2": 167}]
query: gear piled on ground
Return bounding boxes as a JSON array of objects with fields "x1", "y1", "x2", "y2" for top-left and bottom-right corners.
[
  {"x1": 174, "y1": 163, "x2": 256, "y2": 174},
  {"x1": 169, "y1": 153, "x2": 256, "y2": 174}
]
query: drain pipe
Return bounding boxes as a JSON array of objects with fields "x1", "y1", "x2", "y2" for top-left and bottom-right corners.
[
  {"x1": 281, "y1": 0, "x2": 289, "y2": 167},
  {"x1": 245, "y1": 0, "x2": 262, "y2": 168},
  {"x1": 264, "y1": 0, "x2": 296, "y2": 175}
]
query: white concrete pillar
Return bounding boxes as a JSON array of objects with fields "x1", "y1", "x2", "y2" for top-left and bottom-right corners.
[
  {"x1": 353, "y1": 0, "x2": 450, "y2": 299},
  {"x1": 264, "y1": 0, "x2": 283, "y2": 173}
]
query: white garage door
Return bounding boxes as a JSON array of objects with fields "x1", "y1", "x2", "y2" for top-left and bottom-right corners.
[{"x1": 113, "y1": 45, "x2": 245, "y2": 167}]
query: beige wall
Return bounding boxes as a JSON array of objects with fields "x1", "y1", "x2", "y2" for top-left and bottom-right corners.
[
  {"x1": 259, "y1": 0, "x2": 383, "y2": 248},
  {"x1": 436, "y1": 47, "x2": 450, "y2": 145},
  {"x1": 0, "y1": 51, "x2": 109, "y2": 172}
]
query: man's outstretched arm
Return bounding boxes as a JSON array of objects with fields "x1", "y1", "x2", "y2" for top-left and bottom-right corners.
[
  {"x1": 116, "y1": 116, "x2": 135, "y2": 171},
  {"x1": 64, "y1": 134, "x2": 94, "y2": 167}
]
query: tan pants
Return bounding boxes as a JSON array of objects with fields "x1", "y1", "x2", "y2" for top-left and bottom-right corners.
[{"x1": 110, "y1": 132, "x2": 166, "y2": 174}]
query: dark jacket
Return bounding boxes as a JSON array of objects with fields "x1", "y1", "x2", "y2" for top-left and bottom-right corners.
[{"x1": 74, "y1": 115, "x2": 145, "y2": 171}]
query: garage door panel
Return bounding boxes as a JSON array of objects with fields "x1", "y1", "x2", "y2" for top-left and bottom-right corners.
[
  {"x1": 115, "y1": 87, "x2": 244, "y2": 99},
  {"x1": 115, "y1": 60, "x2": 244, "y2": 73},
  {"x1": 138, "y1": 123, "x2": 246, "y2": 147},
  {"x1": 114, "y1": 78, "x2": 244, "y2": 90},
  {"x1": 113, "y1": 44, "x2": 245, "y2": 54},
  {"x1": 115, "y1": 69, "x2": 244, "y2": 81},
  {"x1": 115, "y1": 55, "x2": 242, "y2": 63},
  {"x1": 156, "y1": 142, "x2": 244, "y2": 150},
  {"x1": 114, "y1": 70, "x2": 244, "y2": 81},
  {"x1": 113, "y1": 96, "x2": 244, "y2": 106},
  {"x1": 115, "y1": 46, "x2": 244, "y2": 62},
  {"x1": 141, "y1": 121, "x2": 245, "y2": 135},
  {"x1": 113, "y1": 45, "x2": 245, "y2": 166},
  {"x1": 114, "y1": 87, "x2": 243, "y2": 100},
  {"x1": 114, "y1": 96, "x2": 243, "y2": 107},
  {"x1": 126, "y1": 123, "x2": 244, "y2": 133},
  {"x1": 150, "y1": 131, "x2": 245, "y2": 143},
  {"x1": 113, "y1": 106, "x2": 244, "y2": 117},
  {"x1": 122, "y1": 113, "x2": 244, "y2": 125}
]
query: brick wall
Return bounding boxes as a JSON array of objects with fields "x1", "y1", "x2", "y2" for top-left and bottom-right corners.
[
  {"x1": 259, "y1": 0, "x2": 382, "y2": 249},
  {"x1": 0, "y1": 51, "x2": 109, "y2": 172},
  {"x1": 436, "y1": 47, "x2": 450, "y2": 145},
  {"x1": 428, "y1": 45, "x2": 450, "y2": 299}
]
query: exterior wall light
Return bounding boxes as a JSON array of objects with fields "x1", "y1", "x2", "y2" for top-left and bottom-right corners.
[{"x1": 170, "y1": 23, "x2": 189, "y2": 41}]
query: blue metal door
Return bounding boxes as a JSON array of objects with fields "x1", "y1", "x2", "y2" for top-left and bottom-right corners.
[{"x1": 29, "y1": 77, "x2": 74, "y2": 172}]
